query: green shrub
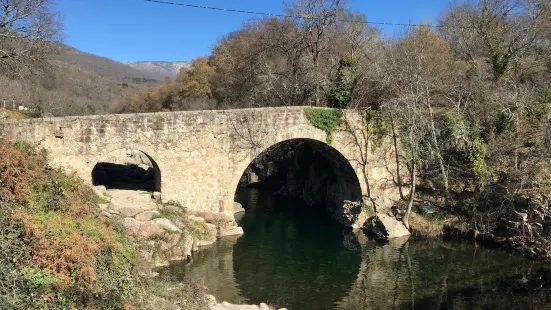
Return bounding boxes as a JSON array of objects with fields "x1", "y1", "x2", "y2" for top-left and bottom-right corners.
[
  {"x1": 304, "y1": 107, "x2": 343, "y2": 144},
  {"x1": 329, "y1": 58, "x2": 356, "y2": 109},
  {"x1": 470, "y1": 134, "x2": 488, "y2": 191},
  {"x1": 21, "y1": 267, "x2": 57, "y2": 289},
  {"x1": 364, "y1": 111, "x2": 391, "y2": 149}
]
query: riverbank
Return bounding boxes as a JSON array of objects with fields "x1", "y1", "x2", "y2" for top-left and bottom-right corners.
[{"x1": 405, "y1": 198, "x2": 551, "y2": 261}]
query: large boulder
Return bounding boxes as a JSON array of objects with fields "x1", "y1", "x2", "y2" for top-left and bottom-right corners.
[
  {"x1": 364, "y1": 212, "x2": 410, "y2": 240},
  {"x1": 106, "y1": 191, "x2": 157, "y2": 217},
  {"x1": 122, "y1": 217, "x2": 164, "y2": 239}
]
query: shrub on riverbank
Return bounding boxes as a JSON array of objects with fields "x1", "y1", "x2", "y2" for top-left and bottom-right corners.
[
  {"x1": 0, "y1": 139, "x2": 136, "y2": 308},
  {"x1": 0, "y1": 140, "x2": 207, "y2": 309}
]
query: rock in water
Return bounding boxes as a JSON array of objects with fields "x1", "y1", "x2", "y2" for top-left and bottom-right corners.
[{"x1": 364, "y1": 213, "x2": 410, "y2": 240}]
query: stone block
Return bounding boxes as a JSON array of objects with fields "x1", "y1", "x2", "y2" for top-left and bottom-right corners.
[{"x1": 219, "y1": 226, "x2": 244, "y2": 237}]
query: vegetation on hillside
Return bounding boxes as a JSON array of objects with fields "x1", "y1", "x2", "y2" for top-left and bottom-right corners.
[{"x1": 0, "y1": 140, "x2": 206, "y2": 309}]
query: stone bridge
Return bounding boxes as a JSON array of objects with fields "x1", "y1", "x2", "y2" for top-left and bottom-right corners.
[{"x1": 0, "y1": 106, "x2": 401, "y2": 216}]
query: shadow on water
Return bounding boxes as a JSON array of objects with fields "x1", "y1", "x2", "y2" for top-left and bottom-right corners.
[{"x1": 161, "y1": 189, "x2": 551, "y2": 310}]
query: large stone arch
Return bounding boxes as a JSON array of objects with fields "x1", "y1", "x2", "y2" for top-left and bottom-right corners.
[
  {"x1": 225, "y1": 126, "x2": 368, "y2": 214},
  {"x1": 92, "y1": 143, "x2": 163, "y2": 192}
]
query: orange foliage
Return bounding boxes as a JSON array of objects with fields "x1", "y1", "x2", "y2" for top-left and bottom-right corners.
[
  {"x1": 1, "y1": 140, "x2": 125, "y2": 291},
  {"x1": 13, "y1": 209, "x2": 122, "y2": 290},
  {"x1": 0, "y1": 140, "x2": 46, "y2": 201}
]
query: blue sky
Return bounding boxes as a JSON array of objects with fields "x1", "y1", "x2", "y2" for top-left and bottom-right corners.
[{"x1": 57, "y1": 0, "x2": 452, "y2": 62}]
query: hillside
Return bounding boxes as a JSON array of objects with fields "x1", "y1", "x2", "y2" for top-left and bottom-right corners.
[
  {"x1": 52, "y1": 43, "x2": 161, "y2": 86},
  {"x1": 0, "y1": 43, "x2": 167, "y2": 117},
  {"x1": 124, "y1": 61, "x2": 189, "y2": 80}
]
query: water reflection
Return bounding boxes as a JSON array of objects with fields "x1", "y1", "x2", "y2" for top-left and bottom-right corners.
[
  {"x1": 232, "y1": 189, "x2": 362, "y2": 308},
  {"x1": 162, "y1": 189, "x2": 551, "y2": 310}
]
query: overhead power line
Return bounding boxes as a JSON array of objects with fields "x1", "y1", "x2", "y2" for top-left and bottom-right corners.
[
  {"x1": 142, "y1": 0, "x2": 448, "y2": 28},
  {"x1": 142, "y1": 0, "x2": 551, "y2": 30}
]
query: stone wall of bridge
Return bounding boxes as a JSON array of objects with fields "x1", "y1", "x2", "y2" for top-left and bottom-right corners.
[{"x1": 0, "y1": 106, "x2": 402, "y2": 214}]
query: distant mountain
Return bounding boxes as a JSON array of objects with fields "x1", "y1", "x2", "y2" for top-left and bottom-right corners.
[
  {"x1": 124, "y1": 61, "x2": 190, "y2": 81},
  {"x1": 52, "y1": 43, "x2": 161, "y2": 86}
]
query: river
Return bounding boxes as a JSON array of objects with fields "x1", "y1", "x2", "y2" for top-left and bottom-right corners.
[{"x1": 161, "y1": 188, "x2": 551, "y2": 309}]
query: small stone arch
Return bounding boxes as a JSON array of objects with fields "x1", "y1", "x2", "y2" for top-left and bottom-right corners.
[{"x1": 92, "y1": 144, "x2": 162, "y2": 192}]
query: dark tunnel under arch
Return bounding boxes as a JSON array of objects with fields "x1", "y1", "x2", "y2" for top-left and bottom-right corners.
[
  {"x1": 234, "y1": 138, "x2": 363, "y2": 214},
  {"x1": 91, "y1": 149, "x2": 162, "y2": 193}
]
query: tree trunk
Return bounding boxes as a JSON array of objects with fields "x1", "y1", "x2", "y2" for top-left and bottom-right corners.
[
  {"x1": 427, "y1": 99, "x2": 449, "y2": 198},
  {"x1": 403, "y1": 129, "x2": 416, "y2": 230},
  {"x1": 390, "y1": 112, "x2": 404, "y2": 200}
]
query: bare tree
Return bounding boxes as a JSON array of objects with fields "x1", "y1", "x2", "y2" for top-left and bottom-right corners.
[
  {"x1": 0, "y1": 0, "x2": 63, "y2": 74},
  {"x1": 439, "y1": 0, "x2": 549, "y2": 80},
  {"x1": 384, "y1": 27, "x2": 446, "y2": 229},
  {"x1": 285, "y1": 0, "x2": 347, "y2": 106}
]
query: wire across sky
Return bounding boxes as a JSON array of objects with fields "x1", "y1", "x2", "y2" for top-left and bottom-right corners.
[{"x1": 142, "y1": 0, "x2": 551, "y2": 30}]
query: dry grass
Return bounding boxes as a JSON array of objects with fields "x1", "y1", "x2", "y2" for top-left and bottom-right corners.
[{"x1": 409, "y1": 211, "x2": 460, "y2": 238}]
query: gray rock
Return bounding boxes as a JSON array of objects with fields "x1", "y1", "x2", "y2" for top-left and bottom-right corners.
[
  {"x1": 188, "y1": 215, "x2": 206, "y2": 223},
  {"x1": 182, "y1": 233, "x2": 194, "y2": 258},
  {"x1": 122, "y1": 217, "x2": 142, "y2": 230},
  {"x1": 219, "y1": 301, "x2": 259, "y2": 310},
  {"x1": 206, "y1": 295, "x2": 286, "y2": 310},
  {"x1": 108, "y1": 200, "x2": 145, "y2": 217},
  {"x1": 219, "y1": 226, "x2": 244, "y2": 237},
  {"x1": 233, "y1": 201, "x2": 245, "y2": 214},
  {"x1": 378, "y1": 213, "x2": 410, "y2": 239},
  {"x1": 106, "y1": 209, "x2": 121, "y2": 216},
  {"x1": 154, "y1": 218, "x2": 181, "y2": 233},
  {"x1": 152, "y1": 191, "x2": 162, "y2": 200},
  {"x1": 373, "y1": 196, "x2": 393, "y2": 210},
  {"x1": 135, "y1": 210, "x2": 161, "y2": 221},
  {"x1": 205, "y1": 294, "x2": 218, "y2": 307},
  {"x1": 195, "y1": 222, "x2": 218, "y2": 247},
  {"x1": 417, "y1": 202, "x2": 438, "y2": 215},
  {"x1": 364, "y1": 213, "x2": 410, "y2": 240}
]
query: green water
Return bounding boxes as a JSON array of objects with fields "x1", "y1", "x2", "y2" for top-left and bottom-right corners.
[{"x1": 163, "y1": 189, "x2": 551, "y2": 309}]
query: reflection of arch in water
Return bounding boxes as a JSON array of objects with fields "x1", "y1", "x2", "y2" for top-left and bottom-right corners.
[
  {"x1": 232, "y1": 138, "x2": 363, "y2": 215},
  {"x1": 91, "y1": 148, "x2": 161, "y2": 192},
  {"x1": 232, "y1": 189, "x2": 362, "y2": 309}
]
